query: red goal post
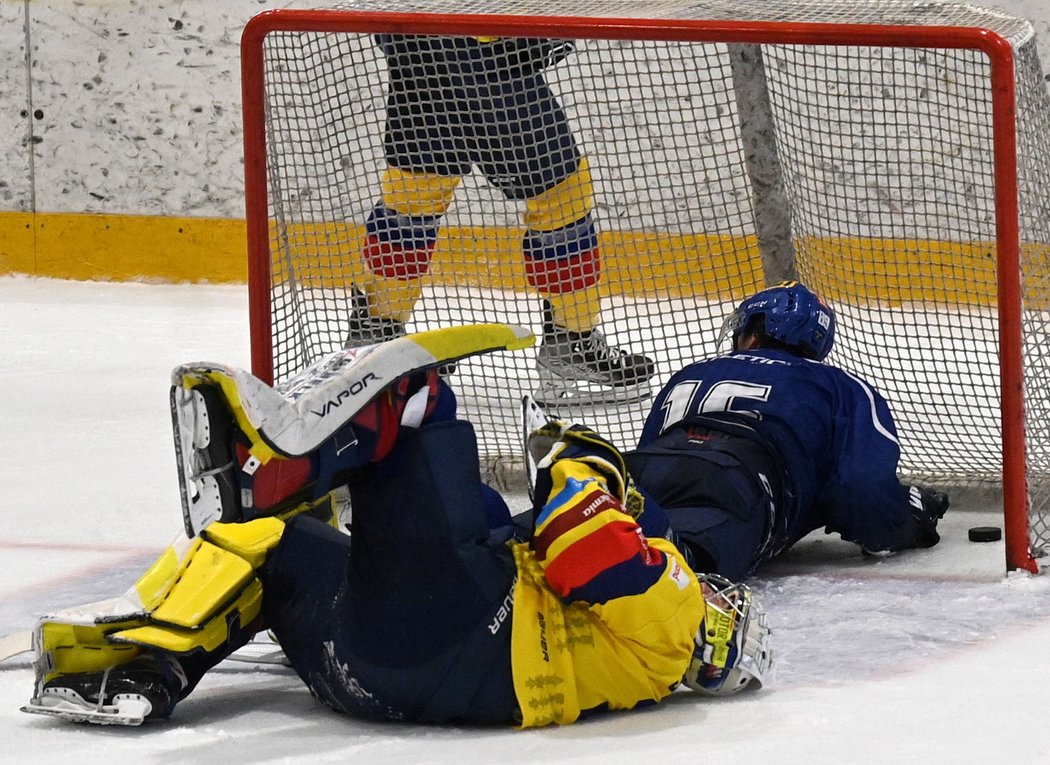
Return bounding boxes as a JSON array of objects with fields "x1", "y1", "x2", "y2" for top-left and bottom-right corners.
[{"x1": 240, "y1": 3, "x2": 1047, "y2": 572}]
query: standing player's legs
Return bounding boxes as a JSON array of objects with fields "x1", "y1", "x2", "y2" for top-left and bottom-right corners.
[
  {"x1": 349, "y1": 35, "x2": 469, "y2": 345},
  {"x1": 261, "y1": 419, "x2": 521, "y2": 724},
  {"x1": 472, "y1": 70, "x2": 655, "y2": 395}
]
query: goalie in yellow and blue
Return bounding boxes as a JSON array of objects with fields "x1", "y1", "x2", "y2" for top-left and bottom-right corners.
[{"x1": 21, "y1": 324, "x2": 771, "y2": 727}]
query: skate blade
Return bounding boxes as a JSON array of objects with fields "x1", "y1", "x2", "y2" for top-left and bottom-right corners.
[
  {"x1": 533, "y1": 373, "x2": 653, "y2": 408},
  {"x1": 226, "y1": 632, "x2": 290, "y2": 666},
  {"x1": 22, "y1": 691, "x2": 151, "y2": 726}
]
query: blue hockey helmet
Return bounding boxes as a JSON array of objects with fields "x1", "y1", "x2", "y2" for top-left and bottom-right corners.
[{"x1": 719, "y1": 281, "x2": 836, "y2": 361}]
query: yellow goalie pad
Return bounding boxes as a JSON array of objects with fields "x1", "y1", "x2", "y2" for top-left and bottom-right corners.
[
  {"x1": 33, "y1": 518, "x2": 285, "y2": 686},
  {"x1": 36, "y1": 619, "x2": 146, "y2": 686}
]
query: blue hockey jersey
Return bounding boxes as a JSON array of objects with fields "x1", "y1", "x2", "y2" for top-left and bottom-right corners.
[{"x1": 638, "y1": 349, "x2": 915, "y2": 554}]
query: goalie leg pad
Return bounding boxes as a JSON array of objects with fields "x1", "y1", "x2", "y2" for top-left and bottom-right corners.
[
  {"x1": 24, "y1": 519, "x2": 285, "y2": 724},
  {"x1": 111, "y1": 518, "x2": 284, "y2": 654},
  {"x1": 172, "y1": 323, "x2": 535, "y2": 536}
]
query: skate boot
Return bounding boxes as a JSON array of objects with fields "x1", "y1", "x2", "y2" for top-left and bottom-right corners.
[
  {"x1": 23, "y1": 653, "x2": 188, "y2": 726},
  {"x1": 343, "y1": 287, "x2": 459, "y2": 375},
  {"x1": 535, "y1": 301, "x2": 655, "y2": 406},
  {"x1": 344, "y1": 287, "x2": 405, "y2": 348}
]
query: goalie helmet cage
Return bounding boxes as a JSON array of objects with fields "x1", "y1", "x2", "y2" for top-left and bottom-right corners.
[{"x1": 240, "y1": 0, "x2": 1050, "y2": 573}]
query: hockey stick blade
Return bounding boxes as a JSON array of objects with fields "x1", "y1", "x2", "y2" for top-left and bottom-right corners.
[{"x1": 0, "y1": 631, "x2": 32, "y2": 663}]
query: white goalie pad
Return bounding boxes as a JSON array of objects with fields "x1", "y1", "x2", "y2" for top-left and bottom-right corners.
[
  {"x1": 174, "y1": 323, "x2": 535, "y2": 458},
  {"x1": 172, "y1": 323, "x2": 534, "y2": 536}
]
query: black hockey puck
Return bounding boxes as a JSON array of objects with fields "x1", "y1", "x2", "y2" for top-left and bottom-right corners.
[{"x1": 968, "y1": 526, "x2": 1002, "y2": 543}]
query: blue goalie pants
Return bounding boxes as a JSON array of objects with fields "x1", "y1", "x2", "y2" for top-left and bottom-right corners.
[{"x1": 260, "y1": 420, "x2": 520, "y2": 724}]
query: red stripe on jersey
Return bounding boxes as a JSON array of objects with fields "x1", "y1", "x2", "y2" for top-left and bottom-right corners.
[
  {"x1": 542, "y1": 519, "x2": 651, "y2": 598},
  {"x1": 533, "y1": 490, "x2": 622, "y2": 561}
]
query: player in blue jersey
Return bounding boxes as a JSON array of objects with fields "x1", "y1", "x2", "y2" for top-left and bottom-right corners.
[{"x1": 624, "y1": 281, "x2": 949, "y2": 581}]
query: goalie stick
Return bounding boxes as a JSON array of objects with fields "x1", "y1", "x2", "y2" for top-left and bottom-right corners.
[
  {"x1": 0, "y1": 631, "x2": 31, "y2": 663},
  {"x1": 2, "y1": 627, "x2": 287, "y2": 667}
]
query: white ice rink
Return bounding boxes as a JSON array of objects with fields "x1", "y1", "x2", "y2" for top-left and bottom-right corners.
[{"x1": 1, "y1": 275, "x2": 1049, "y2": 764}]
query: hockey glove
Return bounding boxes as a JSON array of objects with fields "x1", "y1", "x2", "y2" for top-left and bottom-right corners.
[
  {"x1": 527, "y1": 420, "x2": 640, "y2": 515},
  {"x1": 907, "y1": 485, "x2": 950, "y2": 548}
]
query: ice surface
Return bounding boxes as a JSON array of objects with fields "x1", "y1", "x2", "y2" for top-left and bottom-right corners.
[{"x1": 1, "y1": 276, "x2": 1048, "y2": 764}]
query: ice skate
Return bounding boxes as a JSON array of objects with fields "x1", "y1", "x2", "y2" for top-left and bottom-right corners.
[
  {"x1": 22, "y1": 654, "x2": 187, "y2": 726},
  {"x1": 344, "y1": 287, "x2": 406, "y2": 349},
  {"x1": 534, "y1": 302, "x2": 655, "y2": 407}
]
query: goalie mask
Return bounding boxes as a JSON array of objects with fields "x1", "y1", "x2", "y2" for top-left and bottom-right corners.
[
  {"x1": 683, "y1": 573, "x2": 773, "y2": 696},
  {"x1": 718, "y1": 281, "x2": 836, "y2": 361}
]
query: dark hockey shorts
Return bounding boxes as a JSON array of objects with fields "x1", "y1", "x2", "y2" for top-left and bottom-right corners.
[
  {"x1": 260, "y1": 421, "x2": 520, "y2": 724},
  {"x1": 376, "y1": 34, "x2": 581, "y2": 199},
  {"x1": 625, "y1": 427, "x2": 782, "y2": 581}
]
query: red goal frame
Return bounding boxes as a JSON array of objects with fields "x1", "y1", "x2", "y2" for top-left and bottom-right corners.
[{"x1": 240, "y1": 9, "x2": 1033, "y2": 572}]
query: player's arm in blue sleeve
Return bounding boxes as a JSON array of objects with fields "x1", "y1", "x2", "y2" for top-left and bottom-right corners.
[{"x1": 818, "y1": 369, "x2": 940, "y2": 552}]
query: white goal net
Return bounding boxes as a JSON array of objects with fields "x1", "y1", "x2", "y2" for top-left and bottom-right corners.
[{"x1": 241, "y1": 0, "x2": 1050, "y2": 570}]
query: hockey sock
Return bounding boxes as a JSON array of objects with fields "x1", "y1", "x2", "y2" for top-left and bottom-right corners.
[
  {"x1": 522, "y1": 214, "x2": 601, "y2": 321},
  {"x1": 522, "y1": 156, "x2": 602, "y2": 333},
  {"x1": 361, "y1": 163, "x2": 459, "y2": 322}
]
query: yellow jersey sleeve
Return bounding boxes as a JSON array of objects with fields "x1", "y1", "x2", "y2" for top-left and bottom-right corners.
[{"x1": 510, "y1": 537, "x2": 702, "y2": 727}]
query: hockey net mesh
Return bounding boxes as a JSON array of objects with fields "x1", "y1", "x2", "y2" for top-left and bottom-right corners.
[{"x1": 245, "y1": 0, "x2": 1050, "y2": 558}]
